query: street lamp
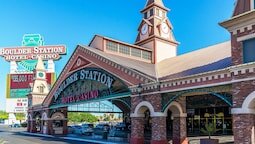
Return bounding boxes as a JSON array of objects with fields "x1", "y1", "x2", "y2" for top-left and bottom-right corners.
[{"x1": 137, "y1": 83, "x2": 143, "y2": 99}]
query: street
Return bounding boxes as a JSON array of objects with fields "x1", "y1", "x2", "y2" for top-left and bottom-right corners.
[{"x1": 0, "y1": 125, "x2": 93, "y2": 144}]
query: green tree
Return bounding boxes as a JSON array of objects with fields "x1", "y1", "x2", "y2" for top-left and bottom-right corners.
[
  {"x1": 0, "y1": 111, "x2": 8, "y2": 120},
  {"x1": 15, "y1": 113, "x2": 26, "y2": 123},
  {"x1": 68, "y1": 112, "x2": 98, "y2": 123}
]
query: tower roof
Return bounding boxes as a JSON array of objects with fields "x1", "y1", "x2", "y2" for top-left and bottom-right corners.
[
  {"x1": 142, "y1": 0, "x2": 169, "y2": 12},
  {"x1": 35, "y1": 56, "x2": 45, "y2": 70},
  {"x1": 146, "y1": 0, "x2": 165, "y2": 7}
]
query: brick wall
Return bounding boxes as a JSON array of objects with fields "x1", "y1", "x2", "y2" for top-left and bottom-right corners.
[
  {"x1": 232, "y1": 80, "x2": 255, "y2": 108},
  {"x1": 233, "y1": 114, "x2": 255, "y2": 144}
]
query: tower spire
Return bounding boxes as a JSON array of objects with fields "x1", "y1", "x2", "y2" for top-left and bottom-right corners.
[
  {"x1": 145, "y1": 0, "x2": 165, "y2": 8},
  {"x1": 135, "y1": 0, "x2": 179, "y2": 63}
]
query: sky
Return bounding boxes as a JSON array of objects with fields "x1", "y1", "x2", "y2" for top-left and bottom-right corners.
[{"x1": 0, "y1": 0, "x2": 235, "y2": 111}]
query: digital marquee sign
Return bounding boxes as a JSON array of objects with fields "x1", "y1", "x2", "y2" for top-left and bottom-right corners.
[{"x1": 6, "y1": 73, "x2": 56, "y2": 98}]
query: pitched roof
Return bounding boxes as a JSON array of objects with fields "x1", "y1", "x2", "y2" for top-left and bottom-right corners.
[
  {"x1": 156, "y1": 41, "x2": 232, "y2": 79},
  {"x1": 84, "y1": 40, "x2": 231, "y2": 80},
  {"x1": 80, "y1": 45, "x2": 157, "y2": 79}
]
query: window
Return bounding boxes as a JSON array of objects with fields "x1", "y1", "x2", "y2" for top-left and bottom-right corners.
[
  {"x1": 106, "y1": 41, "x2": 118, "y2": 52},
  {"x1": 131, "y1": 48, "x2": 141, "y2": 58},
  {"x1": 119, "y1": 45, "x2": 130, "y2": 55},
  {"x1": 162, "y1": 11, "x2": 166, "y2": 18},
  {"x1": 159, "y1": 10, "x2": 162, "y2": 17},
  {"x1": 144, "y1": 12, "x2": 147, "y2": 19},
  {"x1": 150, "y1": 9, "x2": 154, "y2": 17},
  {"x1": 38, "y1": 84, "x2": 45, "y2": 93},
  {"x1": 243, "y1": 38, "x2": 255, "y2": 63},
  {"x1": 156, "y1": 9, "x2": 159, "y2": 16},
  {"x1": 142, "y1": 51, "x2": 152, "y2": 60}
]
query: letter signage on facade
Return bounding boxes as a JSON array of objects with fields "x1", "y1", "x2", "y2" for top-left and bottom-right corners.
[
  {"x1": 52, "y1": 68, "x2": 130, "y2": 106},
  {"x1": 0, "y1": 45, "x2": 66, "y2": 61}
]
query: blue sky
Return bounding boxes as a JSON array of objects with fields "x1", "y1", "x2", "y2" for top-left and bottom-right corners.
[{"x1": 0, "y1": 0, "x2": 235, "y2": 111}]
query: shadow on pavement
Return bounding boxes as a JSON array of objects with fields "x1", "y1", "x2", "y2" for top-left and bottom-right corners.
[{"x1": 11, "y1": 132, "x2": 96, "y2": 144}]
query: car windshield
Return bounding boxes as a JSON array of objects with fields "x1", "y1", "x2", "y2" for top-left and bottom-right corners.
[{"x1": 75, "y1": 126, "x2": 82, "y2": 129}]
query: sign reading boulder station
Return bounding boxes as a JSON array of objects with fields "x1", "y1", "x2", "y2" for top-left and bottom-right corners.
[{"x1": 0, "y1": 45, "x2": 66, "y2": 61}]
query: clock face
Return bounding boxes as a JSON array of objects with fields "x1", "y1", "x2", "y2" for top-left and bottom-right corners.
[
  {"x1": 161, "y1": 22, "x2": 169, "y2": 34},
  {"x1": 38, "y1": 72, "x2": 44, "y2": 78},
  {"x1": 141, "y1": 23, "x2": 148, "y2": 35}
]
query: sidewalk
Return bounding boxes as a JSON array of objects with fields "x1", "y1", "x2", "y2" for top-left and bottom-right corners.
[
  {"x1": 19, "y1": 131, "x2": 233, "y2": 144},
  {"x1": 19, "y1": 132, "x2": 128, "y2": 144}
]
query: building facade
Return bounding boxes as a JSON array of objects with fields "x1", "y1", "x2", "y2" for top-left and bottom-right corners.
[{"x1": 27, "y1": 0, "x2": 255, "y2": 144}]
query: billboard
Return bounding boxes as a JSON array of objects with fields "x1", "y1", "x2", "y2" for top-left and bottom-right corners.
[
  {"x1": 6, "y1": 73, "x2": 56, "y2": 98},
  {"x1": 5, "y1": 98, "x2": 28, "y2": 113}
]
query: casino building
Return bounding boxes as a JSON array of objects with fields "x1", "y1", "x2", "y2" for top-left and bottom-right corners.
[{"x1": 27, "y1": 0, "x2": 255, "y2": 144}]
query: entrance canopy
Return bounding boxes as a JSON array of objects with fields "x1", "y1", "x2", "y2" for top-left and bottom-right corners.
[{"x1": 50, "y1": 67, "x2": 130, "y2": 109}]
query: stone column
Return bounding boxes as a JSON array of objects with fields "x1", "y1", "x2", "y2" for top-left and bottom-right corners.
[
  {"x1": 27, "y1": 120, "x2": 31, "y2": 132},
  {"x1": 130, "y1": 117, "x2": 144, "y2": 144},
  {"x1": 151, "y1": 116, "x2": 168, "y2": 144},
  {"x1": 172, "y1": 117, "x2": 188, "y2": 144},
  {"x1": 233, "y1": 114, "x2": 255, "y2": 144},
  {"x1": 30, "y1": 120, "x2": 37, "y2": 133},
  {"x1": 47, "y1": 120, "x2": 53, "y2": 135},
  {"x1": 63, "y1": 120, "x2": 68, "y2": 135}
]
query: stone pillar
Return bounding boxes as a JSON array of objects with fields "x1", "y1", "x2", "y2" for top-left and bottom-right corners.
[
  {"x1": 130, "y1": 117, "x2": 144, "y2": 144},
  {"x1": 63, "y1": 120, "x2": 68, "y2": 135},
  {"x1": 31, "y1": 120, "x2": 37, "y2": 133},
  {"x1": 172, "y1": 117, "x2": 188, "y2": 144},
  {"x1": 151, "y1": 116, "x2": 168, "y2": 144},
  {"x1": 27, "y1": 120, "x2": 31, "y2": 132},
  {"x1": 47, "y1": 120, "x2": 53, "y2": 135},
  {"x1": 233, "y1": 114, "x2": 255, "y2": 144}
]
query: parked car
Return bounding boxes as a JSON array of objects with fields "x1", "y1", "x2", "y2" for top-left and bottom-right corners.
[
  {"x1": 21, "y1": 122, "x2": 27, "y2": 127},
  {"x1": 94, "y1": 124, "x2": 110, "y2": 135},
  {"x1": 81, "y1": 124, "x2": 94, "y2": 135},
  {"x1": 68, "y1": 126, "x2": 75, "y2": 134},
  {"x1": 73, "y1": 125, "x2": 83, "y2": 134},
  {"x1": 9, "y1": 123, "x2": 21, "y2": 128},
  {"x1": 109, "y1": 127, "x2": 130, "y2": 138}
]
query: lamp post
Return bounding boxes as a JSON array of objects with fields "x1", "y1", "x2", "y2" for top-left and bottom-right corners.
[{"x1": 137, "y1": 83, "x2": 143, "y2": 100}]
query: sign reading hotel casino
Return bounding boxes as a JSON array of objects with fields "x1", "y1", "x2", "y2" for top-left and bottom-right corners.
[
  {"x1": 0, "y1": 45, "x2": 66, "y2": 61},
  {"x1": 54, "y1": 68, "x2": 129, "y2": 104}
]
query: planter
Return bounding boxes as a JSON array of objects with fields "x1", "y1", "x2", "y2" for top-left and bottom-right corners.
[{"x1": 200, "y1": 139, "x2": 219, "y2": 144}]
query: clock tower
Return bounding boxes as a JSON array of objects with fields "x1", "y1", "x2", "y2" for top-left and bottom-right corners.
[
  {"x1": 28, "y1": 57, "x2": 49, "y2": 106},
  {"x1": 135, "y1": 0, "x2": 179, "y2": 63}
]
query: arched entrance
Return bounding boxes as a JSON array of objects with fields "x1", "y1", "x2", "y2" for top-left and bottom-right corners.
[
  {"x1": 130, "y1": 101, "x2": 155, "y2": 144},
  {"x1": 232, "y1": 91, "x2": 255, "y2": 144},
  {"x1": 51, "y1": 111, "x2": 67, "y2": 135},
  {"x1": 41, "y1": 112, "x2": 48, "y2": 134},
  {"x1": 164, "y1": 101, "x2": 187, "y2": 144},
  {"x1": 32, "y1": 112, "x2": 42, "y2": 133}
]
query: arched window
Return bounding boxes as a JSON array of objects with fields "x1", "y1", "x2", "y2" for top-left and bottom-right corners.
[{"x1": 38, "y1": 84, "x2": 45, "y2": 93}]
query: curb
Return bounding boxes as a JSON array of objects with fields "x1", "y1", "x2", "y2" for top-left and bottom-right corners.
[{"x1": 19, "y1": 132, "x2": 119, "y2": 144}]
